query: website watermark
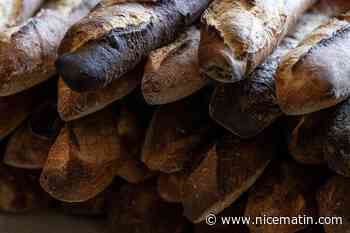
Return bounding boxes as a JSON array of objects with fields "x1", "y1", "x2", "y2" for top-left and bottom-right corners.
[{"x1": 205, "y1": 213, "x2": 343, "y2": 226}]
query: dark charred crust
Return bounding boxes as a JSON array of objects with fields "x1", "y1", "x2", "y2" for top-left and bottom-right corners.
[
  {"x1": 57, "y1": 0, "x2": 210, "y2": 91},
  {"x1": 324, "y1": 99, "x2": 350, "y2": 176},
  {"x1": 210, "y1": 48, "x2": 283, "y2": 138},
  {"x1": 57, "y1": 46, "x2": 109, "y2": 92}
]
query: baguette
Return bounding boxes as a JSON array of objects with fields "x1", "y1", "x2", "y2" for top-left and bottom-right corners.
[
  {"x1": 276, "y1": 12, "x2": 350, "y2": 115},
  {"x1": 323, "y1": 98, "x2": 350, "y2": 177},
  {"x1": 198, "y1": 0, "x2": 317, "y2": 83},
  {"x1": 142, "y1": 91, "x2": 216, "y2": 173},
  {"x1": 245, "y1": 161, "x2": 325, "y2": 233},
  {"x1": 4, "y1": 101, "x2": 62, "y2": 169},
  {"x1": 115, "y1": 103, "x2": 155, "y2": 183},
  {"x1": 0, "y1": 0, "x2": 44, "y2": 29},
  {"x1": 0, "y1": 0, "x2": 100, "y2": 96},
  {"x1": 56, "y1": 0, "x2": 212, "y2": 92},
  {"x1": 318, "y1": 176, "x2": 350, "y2": 233},
  {"x1": 58, "y1": 63, "x2": 143, "y2": 122},
  {"x1": 157, "y1": 142, "x2": 213, "y2": 203},
  {"x1": 182, "y1": 130, "x2": 276, "y2": 223},
  {"x1": 0, "y1": 85, "x2": 46, "y2": 140},
  {"x1": 285, "y1": 111, "x2": 329, "y2": 165},
  {"x1": 210, "y1": 11, "x2": 330, "y2": 138},
  {"x1": 142, "y1": 26, "x2": 208, "y2": 105},
  {"x1": 40, "y1": 108, "x2": 123, "y2": 202}
]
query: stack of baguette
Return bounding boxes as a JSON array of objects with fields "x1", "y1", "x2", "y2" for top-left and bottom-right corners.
[{"x1": 0, "y1": 1, "x2": 350, "y2": 233}]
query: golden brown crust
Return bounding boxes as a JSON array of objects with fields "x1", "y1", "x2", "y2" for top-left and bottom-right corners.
[
  {"x1": 4, "y1": 101, "x2": 62, "y2": 169},
  {"x1": 114, "y1": 104, "x2": 155, "y2": 183},
  {"x1": 0, "y1": 0, "x2": 44, "y2": 29},
  {"x1": 209, "y1": 10, "x2": 331, "y2": 138},
  {"x1": 0, "y1": 0, "x2": 100, "y2": 96},
  {"x1": 199, "y1": 0, "x2": 317, "y2": 82},
  {"x1": 4, "y1": 124, "x2": 54, "y2": 169},
  {"x1": 276, "y1": 13, "x2": 350, "y2": 115},
  {"x1": 245, "y1": 161, "x2": 325, "y2": 233},
  {"x1": 40, "y1": 108, "x2": 123, "y2": 202},
  {"x1": 58, "y1": 63, "x2": 143, "y2": 122},
  {"x1": 141, "y1": 92, "x2": 215, "y2": 173},
  {"x1": 57, "y1": 0, "x2": 155, "y2": 55},
  {"x1": 142, "y1": 26, "x2": 208, "y2": 105},
  {"x1": 182, "y1": 131, "x2": 276, "y2": 223}
]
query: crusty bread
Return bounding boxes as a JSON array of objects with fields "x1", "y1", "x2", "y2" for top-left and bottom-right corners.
[
  {"x1": 199, "y1": 0, "x2": 317, "y2": 83},
  {"x1": 40, "y1": 108, "x2": 123, "y2": 202},
  {"x1": 4, "y1": 101, "x2": 62, "y2": 169},
  {"x1": 58, "y1": 63, "x2": 143, "y2": 122},
  {"x1": 182, "y1": 130, "x2": 276, "y2": 223},
  {"x1": 142, "y1": 26, "x2": 208, "y2": 105},
  {"x1": 0, "y1": 0, "x2": 100, "y2": 96},
  {"x1": 276, "y1": 12, "x2": 350, "y2": 115},
  {"x1": 56, "y1": 0, "x2": 211, "y2": 92},
  {"x1": 0, "y1": 0, "x2": 44, "y2": 29},
  {"x1": 210, "y1": 10, "x2": 330, "y2": 138}
]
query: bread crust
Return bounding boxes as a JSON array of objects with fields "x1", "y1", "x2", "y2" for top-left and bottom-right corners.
[
  {"x1": 210, "y1": 10, "x2": 330, "y2": 138},
  {"x1": 286, "y1": 111, "x2": 329, "y2": 165},
  {"x1": 199, "y1": 0, "x2": 317, "y2": 82},
  {"x1": 0, "y1": 0, "x2": 100, "y2": 96},
  {"x1": 56, "y1": 0, "x2": 212, "y2": 92},
  {"x1": 182, "y1": 130, "x2": 276, "y2": 223},
  {"x1": 276, "y1": 13, "x2": 350, "y2": 115},
  {"x1": 142, "y1": 26, "x2": 208, "y2": 105},
  {"x1": 40, "y1": 108, "x2": 123, "y2": 202},
  {"x1": 246, "y1": 161, "x2": 325, "y2": 233},
  {"x1": 58, "y1": 63, "x2": 143, "y2": 122},
  {"x1": 323, "y1": 98, "x2": 350, "y2": 177},
  {"x1": 4, "y1": 101, "x2": 62, "y2": 169},
  {"x1": 0, "y1": 0, "x2": 44, "y2": 29},
  {"x1": 142, "y1": 92, "x2": 215, "y2": 173}
]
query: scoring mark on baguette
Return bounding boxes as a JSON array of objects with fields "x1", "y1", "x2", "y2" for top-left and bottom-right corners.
[{"x1": 295, "y1": 23, "x2": 350, "y2": 69}]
